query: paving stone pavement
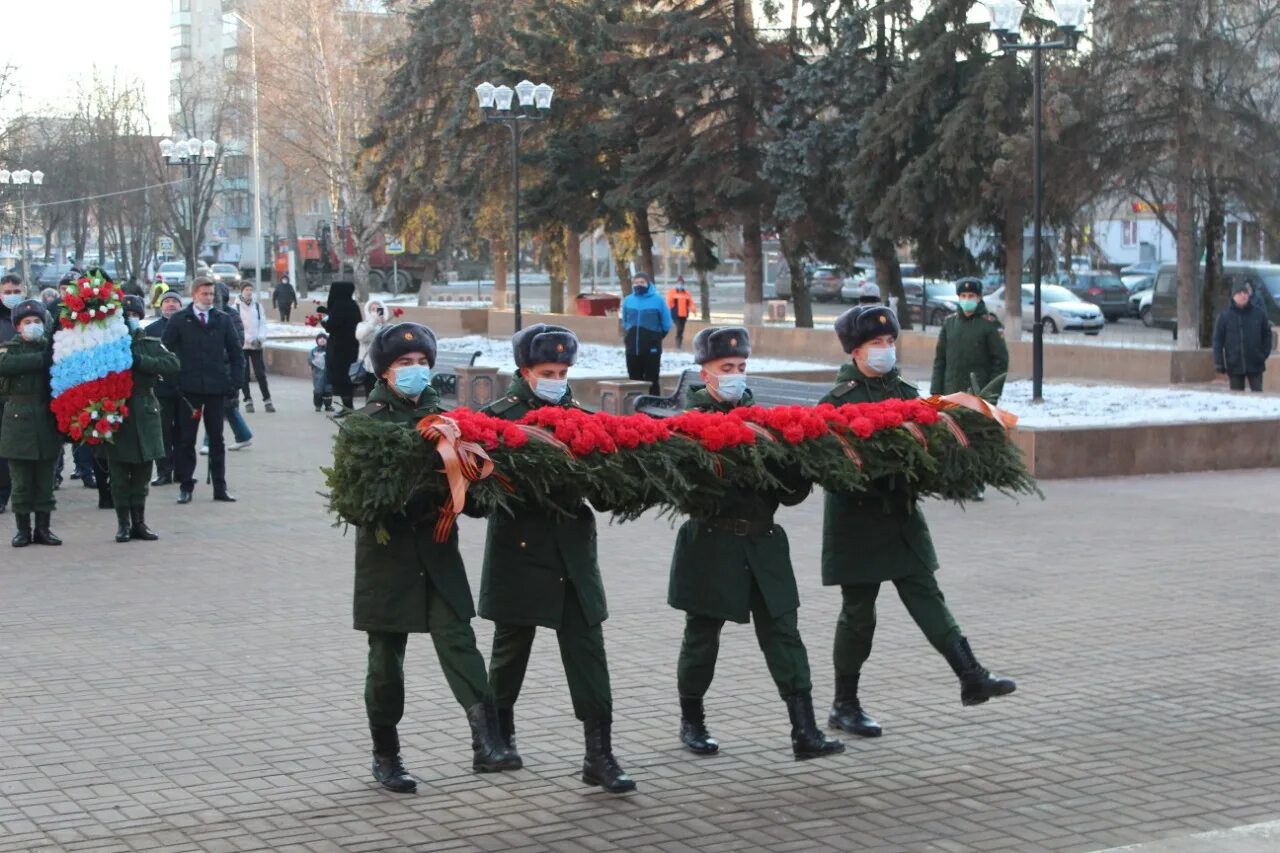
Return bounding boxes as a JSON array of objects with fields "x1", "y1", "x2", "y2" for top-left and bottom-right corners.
[{"x1": 2, "y1": 375, "x2": 1278, "y2": 853}]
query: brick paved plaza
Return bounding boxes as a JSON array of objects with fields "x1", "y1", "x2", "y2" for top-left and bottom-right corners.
[{"x1": 2, "y1": 375, "x2": 1278, "y2": 853}]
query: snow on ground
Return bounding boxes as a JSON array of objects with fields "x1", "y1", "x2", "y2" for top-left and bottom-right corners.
[
  {"x1": 436, "y1": 335, "x2": 830, "y2": 377},
  {"x1": 997, "y1": 381, "x2": 1280, "y2": 428},
  {"x1": 265, "y1": 322, "x2": 318, "y2": 339}
]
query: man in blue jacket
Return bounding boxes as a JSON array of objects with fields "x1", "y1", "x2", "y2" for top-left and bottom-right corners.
[{"x1": 621, "y1": 273, "x2": 672, "y2": 395}]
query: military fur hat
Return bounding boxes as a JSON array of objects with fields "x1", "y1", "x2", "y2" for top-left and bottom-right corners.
[
  {"x1": 512, "y1": 323, "x2": 578, "y2": 368},
  {"x1": 835, "y1": 305, "x2": 900, "y2": 353},
  {"x1": 12, "y1": 299, "x2": 50, "y2": 328},
  {"x1": 693, "y1": 326, "x2": 751, "y2": 365},
  {"x1": 955, "y1": 277, "x2": 983, "y2": 297},
  {"x1": 369, "y1": 321, "x2": 437, "y2": 376},
  {"x1": 122, "y1": 295, "x2": 147, "y2": 319}
]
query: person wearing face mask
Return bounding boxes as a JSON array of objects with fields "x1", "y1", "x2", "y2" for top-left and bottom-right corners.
[
  {"x1": 0, "y1": 300, "x2": 63, "y2": 547},
  {"x1": 821, "y1": 306, "x2": 1016, "y2": 737},
  {"x1": 146, "y1": 293, "x2": 186, "y2": 486},
  {"x1": 237, "y1": 282, "x2": 274, "y2": 413},
  {"x1": 930, "y1": 277, "x2": 1008, "y2": 404},
  {"x1": 349, "y1": 322, "x2": 518, "y2": 794},
  {"x1": 480, "y1": 324, "x2": 637, "y2": 794},
  {"x1": 354, "y1": 299, "x2": 388, "y2": 398},
  {"x1": 622, "y1": 273, "x2": 672, "y2": 395},
  {"x1": 669, "y1": 327, "x2": 844, "y2": 762},
  {"x1": 102, "y1": 296, "x2": 180, "y2": 543},
  {"x1": 0, "y1": 273, "x2": 27, "y2": 516},
  {"x1": 161, "y1": 278, "x2": 245, "y2": 505}
]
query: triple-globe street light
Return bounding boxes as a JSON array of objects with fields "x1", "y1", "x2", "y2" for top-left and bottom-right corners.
[
  {"x1": 475, "y1": 79, "x2": 554, "y2": 332},
  {"x1": 986, "y1": 0, "x2": 1087, "y2": 403},
  {"x1": 0, "y1": 167, "x2": 45, "y2": 286},
  {"x1": 158, "y1": 136, "x2": 218, "y2": 286}
]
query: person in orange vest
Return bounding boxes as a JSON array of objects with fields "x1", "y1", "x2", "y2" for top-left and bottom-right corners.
[{"x1": 666, "y1": 277, "x2": 695, "y2": 350}]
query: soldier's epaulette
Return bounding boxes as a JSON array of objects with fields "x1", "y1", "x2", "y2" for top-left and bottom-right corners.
[
  {"x1": 829, "y1": 380, "x2": 860, "y2": 398},
  {"x1": 488, "y1": 395, "x2": 522, "y2": 415},
  {"x1": 900, "y1": 377, "x2": 919, "y2": 391},
  {"x1": 351, "y1": 400, "x2": 388, "y2": 417},
  {"x1": 985, "y1": 314, "x2": 1000, "y2": 323}
]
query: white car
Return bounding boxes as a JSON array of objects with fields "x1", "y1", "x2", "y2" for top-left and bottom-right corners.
[
  {"x1": 986, "y1": 284, "x2": 1105, "y2": 335},
  {"x1": 210, "y1": 263, "x2": 240, "y2": 284},
  {"x1": 1137, "y1": 288, "x2": 1155, "y2": 327}
]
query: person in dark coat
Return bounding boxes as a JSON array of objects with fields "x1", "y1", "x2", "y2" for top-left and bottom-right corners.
[
  {"x1": 670, "y1": 327, "x2": 845, "y2": 761},
  {"x1": 146, "y1": 293, "x2": 185, "y2": 486},
  {"x1": 320, "y1": 281, "x2": 360, "y2": 410},
  {"x1": 0, "y1": 272, "x2": 25, "y2": 516},
  {"x1": 106, "y1": 295, "x2": 180, "y2": 542},
  {"x1": 931, "y1": 277, "x2": 1009, "y2": 401},
  {"x1": 272, "y1": 274, "x2": 297, "y2": 322},
  {"x1": 1213, "y1": 280, "x2": 1272, "y2": 392},
  {"x1": 161, "y1": 278, "x2": 244, "y2": 504},
  {"x1": 821, "y1": 306, "x2": 1015, "y2": 736},
  {"x1": 347, "y1": 322, "x2": 517, "y2": 793},
  {"x1": 0, "y1": 300, "x2": 62, "y2": 547},
  {"x1": 480, "y1": 324, "x2": 637, "y2": 794}
]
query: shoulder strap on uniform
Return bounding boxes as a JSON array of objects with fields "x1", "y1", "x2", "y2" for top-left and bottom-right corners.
[
  {"x1": 829, "y1": 379, "x2": 860, "y2": 398},
  {"x1": 487, "y1": 395, "x2": 522, "y2": 415},
  {"x1": 352, "y1": 400, "x2": 388, "y2": 417},
  {"x1": 899, "y1": 377, "x2": 919, "y2": 391}
]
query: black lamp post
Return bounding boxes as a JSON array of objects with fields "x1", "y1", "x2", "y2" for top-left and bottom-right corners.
[
  {"x1": 475, "y1": 79, "x2": 555, "y2": 332},
  {"x1": 988, "y1": 0, "x2": 1086, "y2": 403},
  {"x1": 159, "y1": 137, "x2": 218, "y2": 286}
]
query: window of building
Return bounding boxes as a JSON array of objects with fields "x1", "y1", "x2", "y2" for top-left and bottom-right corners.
[{"x1": 1121, "y1": 220, "x2": 1138, "y2": 247}]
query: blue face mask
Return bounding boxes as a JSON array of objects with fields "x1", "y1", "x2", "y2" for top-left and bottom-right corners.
[
  {"x1": 20, "y1": 322, "x2": 45, "y2": 342},
  {"x1": 126, "y1": 317, "x2": 141, "y2": 331},
  {"x1": 533, "y1": 377, "x2": 569, "y2": 403},
  {"x1": 958, "y1": 298, "x2": 979, "y2": 314},
  {"x1": 392, "y1": 364, "x2": 432, "y2": 398},
  {"x1": 863, "y1": 345, "x2": 896, "y2": 376},
  {"x1": 713, "y1": 373, "x2": 748, "y2": 402},
  {"x1": 1, "y1": 294, "x2": 22, "y2": 310}
]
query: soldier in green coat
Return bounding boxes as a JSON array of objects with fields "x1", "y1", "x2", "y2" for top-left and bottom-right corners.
[
  {"x1": 346, "y1": 322, "x2": 517, "y2": 794},
  {"x1": 481, "y1": 324, "x2": 635, "y2": 794},
  {"x1": 0, "y1": 300, "x2": 62, "y2": 547},
  {"x1": 106, "y1": 295, "x2": 181, "y2": 543},
  {"x1": 822, "y1": 306, "x2": 1016, "y2": 736},
  {"x1": 671, "y1": 327, "x2": 845, "y2": 761},
  {"x1": 931, "y1": 277, "x2": 1009, "y2": 401}
]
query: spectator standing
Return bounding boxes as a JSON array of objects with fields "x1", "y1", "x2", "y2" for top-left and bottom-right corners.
[
  {"x1": 272, "y1": 274, "x2": 298, "y2": 322},
  {"x1": 146, "y1": 293, "x2": 185, "y2": 486},
  {"x1": 930, "y1": 278, "x2": 1009, "y2": 402},
  {"x1": 355, "y1": 298, "x2": 388, "y2": 398},
  {"x1": 665, "y1": 278, "x2": 694, "y2": 350},
  {"x1": 309, "y1": 333, "x2": 333, "y2": 412},
  {"x1": 0, "y1": 273, "x2": 26, "y2": 515},
  {"x1": 161, "y1": 278, "x2": 244, "y2": 504},
  {"x1": 622, "y1": 273, "x2": 672, "y2": 395},
  {"x1": 237, "y1": 282, "x2": 274, "y2": 412},
  {"x1": 1213, "y1": 280, "x2": 1272, "y2": 392},
  {"x1": 321, "y1": 281, "x2": 361, "y2": 411}
]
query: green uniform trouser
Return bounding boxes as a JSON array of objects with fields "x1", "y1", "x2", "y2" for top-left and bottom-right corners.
[
  {"x1": 677, "y1": 576, "x2": 812, "y2": 699},
  {"x1": 833, "y1": 574, "x2": 962, "y2": 678},
  {"x1": 9, "y1": 458, "x2": 56, "y2": 514},
  {"x1": 488, "y1": 583, "x2": 612, "y2": 721},
  {"x1": 108, "y1": 460, "x2": 153, "y2": 509},
  {"x1": 363, "y1": 581, "x2": 493, "y2": 728}
]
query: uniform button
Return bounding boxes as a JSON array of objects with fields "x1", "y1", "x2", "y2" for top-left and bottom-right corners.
[
  {"x1": 559, "y1": 577, "x2": 565, "y2": 582},
  {"x1": 519, "y1": 541, "x2": 526, "y2": 548}
]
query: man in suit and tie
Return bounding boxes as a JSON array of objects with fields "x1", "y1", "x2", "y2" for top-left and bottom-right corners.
[{"x1": 161, "y1": 278, "x2": 244, "y2": 504}]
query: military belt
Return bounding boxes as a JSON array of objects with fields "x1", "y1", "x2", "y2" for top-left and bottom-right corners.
[{"x1": 705, "y1": 517, "x2": 774, "y2": 536}]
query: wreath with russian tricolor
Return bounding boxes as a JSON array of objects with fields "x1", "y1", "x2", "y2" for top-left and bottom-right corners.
[{"x1": 50, "y1": 268, "x2": 135, "y2": 445}]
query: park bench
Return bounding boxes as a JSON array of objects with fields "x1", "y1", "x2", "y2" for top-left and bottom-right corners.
[
  {"x1": 634, "y1": 369, "x2": 830, "y2": 417},
  {"x1": 431, "y1": 349, "x2": 483, "y2": 400}
]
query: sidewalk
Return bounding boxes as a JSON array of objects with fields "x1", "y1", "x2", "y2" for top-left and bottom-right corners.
[{"x1": 1, "y1": 375, "x2": 1278, "y2": 852}]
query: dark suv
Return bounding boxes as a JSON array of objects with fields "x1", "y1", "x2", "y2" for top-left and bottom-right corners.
[
  {"x1": 1150, "y1": 262, "x2": 1280, "y2": 335},
  {"x1": 1060, "y1": 271, "x2": 1130, "y2": 322}
]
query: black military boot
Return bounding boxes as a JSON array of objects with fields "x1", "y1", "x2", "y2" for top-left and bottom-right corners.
[
  {"x1": 114, "y1": 507, "x2": 133, "y2": 543},
  {"x1": 581, "y1": 717, "x2": 636, "y2": 793},
  {"x1": 130, "y1": 507, "x2": 159, "y2": 541},
  {"x1": 466, "y1": 703, "x2": 521, "y2": 772},
  {"x1": 150, "y1": 469, "x2": 173, "y2": 487},
  {"x1": 828, "y1": 674, "x2": 882, "y2": 737},
  {"x1": 785, "y1": 692, "x2": 845, "y2": 760},
  {"x1": 12, "y1": 513, "x2": 32, "y2": 548},
  {"x1": 33, "y1": 512, "x2": 62, "y2": 546},
  {"x1": 97, "y1": 490, "x2": 114, "y2": 510},
  {"x1": 369, "y1": 725, "x2": 416, "y2": 793},
  {"x1": 496, "y1": 707, "x2": 523, "y2": 769},
  {"x1": 678, "y1": 696, "x2": 719, "y2": 755},
  {"x1": 944, "y1": 636, "x2": 1016, "y2": 706}
]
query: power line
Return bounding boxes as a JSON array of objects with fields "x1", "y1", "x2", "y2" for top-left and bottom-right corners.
[{"x1": 17, "y1": 179, "x2": 190, "y2": 211}]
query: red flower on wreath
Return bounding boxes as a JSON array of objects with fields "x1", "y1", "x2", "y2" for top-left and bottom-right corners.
[{"x1": 392, "y1": 307, "x2": 405, "y2": 318}]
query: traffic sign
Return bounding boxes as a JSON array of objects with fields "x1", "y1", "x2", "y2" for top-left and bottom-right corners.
[
  {"x1": 157, "y1": 236, "x2": 175, "y2": 252},
  {"x1": 672, "y1": 234, "x2": 690, "y2": 255},
  {"x1": 385, "y1": 235, "x2": 405, "y2": 255}
]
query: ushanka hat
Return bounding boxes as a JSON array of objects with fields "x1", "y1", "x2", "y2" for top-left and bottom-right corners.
[
  {"x1": 692, "y1": 326, "x2": 751, "y2": 365},
  {"x1": 835, "y1": 305, "x2": 900, "y2": 353},
  {"x1": 122, "y1": 295, "x2": 147, "y2": 318},
  {"x1": 512, "y1": 323, "x2": 578, "y2": 368},
  {"x1": 369, "y1": 322, "x2": 437, "y2": 375}
]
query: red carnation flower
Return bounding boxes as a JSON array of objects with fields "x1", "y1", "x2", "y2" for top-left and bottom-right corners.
[
  {"x1": 87, "y1": 436, "x2": 100, "y2": 446},
  {"x1": 78, "y1": 411, "x2": 92, "y2": 427},
  {"x1": 119, "y1": 404, "x2": 129, "y2": 418},
  {"x1": 96, "y1": 419, "x2": 111, "y2": 434},
  {"x1": 103, "y1": 400, "x2": 117, "y2": 413},
  {"x1": 77, "y1": 311, "x2": 90, "y2": 324},
  {"x1": 69, "y1": 426, "x2": 83, "y2": 441}
]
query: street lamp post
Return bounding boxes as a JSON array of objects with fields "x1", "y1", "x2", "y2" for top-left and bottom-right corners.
[
  {"x1": 987, "y1": 0, "x2": 1087, "y2": 403},
  {"x1": 224, "y1": 11, "x2": 264, "y2": 291},
  {"x1": 0, "y1": 168, "x2": 45, "y2": 286},
  {"x1": 475, "y1": 79, "x2": 555, "y2": 332},
  {"x1": 159, "y1": 137, "x2": 218, "y2": 286}
]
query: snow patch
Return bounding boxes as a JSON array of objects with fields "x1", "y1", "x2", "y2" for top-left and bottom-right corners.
[{"x1": 996, "y1": 381, "x2": 1280, "y2": 428}]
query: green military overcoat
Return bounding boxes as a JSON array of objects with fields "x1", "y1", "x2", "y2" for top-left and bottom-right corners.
[
  {"x1": 479, "y1": 375, "x2": 608, "y2": 630},
  {"x1": 930, "y1": 301, "x2": 1009, "y2": 400},
  {"x1": 0, "y1": 337, "x2": 62, "y2": 461},
  {"x1": 820, "y1": 361, "x2": 939, "y2": 586},
  {"x1": 105, "y1": 331, "x2": 181, "y2": 464},
  {"x1": 667, "y1": 387, "x2": 811, "y2": 623},
  {"x1": 350, "y1": 382, "x2": 480, "y2": 633}
]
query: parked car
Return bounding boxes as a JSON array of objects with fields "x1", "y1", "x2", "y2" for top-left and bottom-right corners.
[
  {"x1": 1149, "y1": 262, "x2": 1280, "y2": 336},
  {"x1": 154, "y1": 260, "x2": 210, "y2": 293},
  {"x1": 1137, "y1": 288, "x2": 1156, "y2": 327},
  {"x1": 986, "y1": 284, "x2": 1105, "y2": 335},
  {"x1": 36, "y1": 263, "x2": 76, "y2": 286},
  {"x1": 210, "y1": 263, "x2": 240, "y2": 285},
  {"x1": 1123, "y1": 275, "x2": 1155, "y2": 317},
  {"x1": 1059, "y1": 271, "x2": 1130, "y2": 322},
  {"x1": 1120, "y1": 261, "x2": 1161, "y2": 276},
  {"x1": 902, "y1": 279, "x2": 961, "y2": 326}
]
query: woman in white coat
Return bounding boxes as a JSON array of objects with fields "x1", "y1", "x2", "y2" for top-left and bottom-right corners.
[{"x1": 354, "y1": 298, "x2": 388, "y2": 397}]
